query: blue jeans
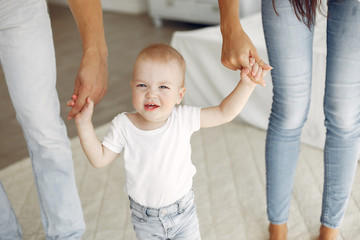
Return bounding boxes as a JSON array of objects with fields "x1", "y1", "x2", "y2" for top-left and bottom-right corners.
[
  {"x1": 262, "y1": 0, "x2": 360, "y2": 229},
  {"x1": 129, "y1": 189, "x2": 201, "y2": 240},
  {"x1": 0, "y1": 0, "x2": 85, "y2": 239}
]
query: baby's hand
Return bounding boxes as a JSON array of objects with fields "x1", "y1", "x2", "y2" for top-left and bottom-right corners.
[
  {"x1": 69, "y1": 97, "x2": 94, "y2": 124},
  {"x1": 66, "y1": 94, "x2": 78, "y2": 108},
  {"x1": 246, "y1": 58, "x2": 269, "y2": 87}
]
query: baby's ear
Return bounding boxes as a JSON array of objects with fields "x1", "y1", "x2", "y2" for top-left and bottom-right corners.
[{"x1": 177, "y1": 87, "x2": 186, "y2": 104}]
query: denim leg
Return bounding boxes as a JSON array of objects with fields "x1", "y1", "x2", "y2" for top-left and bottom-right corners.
[
  {"x1": 0, "y1": 1, "x2": 85, "y2": 239},
  {"x1": 262, "y1": 0, "x2": 314, "y2": 224},
  {"x1": 167, "y1": 191, "x2": 200, "y2": 240},
  {"x1": 321, "y1": 0, "x2": 360, "y2": 229},
  {"x1": 0, "y1": 182, "x2": 22, "y2": 239}
]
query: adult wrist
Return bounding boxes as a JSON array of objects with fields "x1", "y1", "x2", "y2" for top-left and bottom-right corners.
[
  {"x1": 83, "y1": 44, "x2": 108, "y2": 59},
  {"x1": 220, "y1": 19, "x2": 243, "y2": 38}
]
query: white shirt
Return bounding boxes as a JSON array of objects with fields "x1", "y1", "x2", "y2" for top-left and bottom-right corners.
[{"x1": 102, "y1": 105, "x2": 201, "y2": 208}]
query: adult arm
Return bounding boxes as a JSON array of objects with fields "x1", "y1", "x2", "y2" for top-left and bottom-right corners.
[
  {"x1": 218, "y1": 0, "x2": 271, "y2": 85},
  {"x1": 67, "y1": 0, "x2": 108, "y2": 119}
]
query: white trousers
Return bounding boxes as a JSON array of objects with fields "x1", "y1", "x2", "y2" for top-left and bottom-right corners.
[{"x1": 0, "y1": 0, "x2": 85, "y2": 239}]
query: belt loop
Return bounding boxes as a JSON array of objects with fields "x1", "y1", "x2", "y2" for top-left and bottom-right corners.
[
  {"x1": 142, "y1": 205, "x2": 148, "y2": 220},
  {"x1": 178, "y1": 189, "x2": 193, "y2": 214},
  {"x1": 177, "y1": 198, "x2": 185, "y2": 214}
]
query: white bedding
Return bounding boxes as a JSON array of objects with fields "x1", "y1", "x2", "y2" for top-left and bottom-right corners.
[{"x1": 171, "y1": 12, "x2": 327, "y2": 149}]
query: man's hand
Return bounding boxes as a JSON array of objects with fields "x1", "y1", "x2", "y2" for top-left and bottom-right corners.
[{"x1": 67, "y1": 49, "x2": 108, "y2": 120}]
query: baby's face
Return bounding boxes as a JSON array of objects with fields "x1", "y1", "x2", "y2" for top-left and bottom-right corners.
[{"x1": 131, "y1": 58, "x2": 185, "y2": 126}]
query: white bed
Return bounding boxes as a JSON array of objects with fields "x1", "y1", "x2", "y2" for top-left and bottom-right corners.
[{"x1": 171, "y1": 12, "x2": 327, "y2": 149}]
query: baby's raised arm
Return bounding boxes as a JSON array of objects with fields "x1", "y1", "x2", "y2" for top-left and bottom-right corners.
[
  {"x1": 200, "y1": 60, "x2": 267, "y2": 128},
  {"x1": 75, "y1": 98, "x2": 119, "y2": 168}
]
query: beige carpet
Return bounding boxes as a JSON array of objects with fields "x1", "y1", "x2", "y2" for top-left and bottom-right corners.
[{"x1": 1, "y1": 121, "x2": 360, "y2": 240}]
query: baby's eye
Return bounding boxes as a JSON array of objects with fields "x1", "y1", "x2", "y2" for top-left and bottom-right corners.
[
  {"x1": 136, "y1": 84, "x2": 147, "y2": 88},
  {"x1": 159, "y1": 85, "x2": 169, "y2": 89}
]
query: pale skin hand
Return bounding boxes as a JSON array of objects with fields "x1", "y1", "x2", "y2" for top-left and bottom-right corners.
[
  {"x1": 66, "y1": 0, "x2": 108, "y2": 120},
  {"x1": 73, "y1": 97, "x2": 94, "y2": 123},
  {"x1": 218, "y1": 0, "x2": 272, "y2": 86},
  {"x1": 74, "y1": 98, "x2": 119, "y2": 168},
  {"x1": 200, "y1": 59, "x2": 267, "y2": 128}
]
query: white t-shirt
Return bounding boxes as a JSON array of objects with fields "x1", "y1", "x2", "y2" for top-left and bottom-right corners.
[{"x1": 102, "y1": 105, "x2": 201, "y2": 208}]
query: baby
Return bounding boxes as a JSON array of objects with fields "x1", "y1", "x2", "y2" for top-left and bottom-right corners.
[{"x1": 71, "y1": 43, "x2": 267, "y2": 239}]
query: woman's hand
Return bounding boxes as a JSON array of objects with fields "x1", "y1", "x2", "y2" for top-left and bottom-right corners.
[
  {"x1": 221, "y1": 25, "x2": 271, "y2": 87},
  {"x1": 241, "y1": 58, "x2": 268, "y2": 87}
]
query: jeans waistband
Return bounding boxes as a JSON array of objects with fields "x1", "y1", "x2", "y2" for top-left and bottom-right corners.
[{"x1": 129, "y1": 189, "x2": 194, "y2": 218}]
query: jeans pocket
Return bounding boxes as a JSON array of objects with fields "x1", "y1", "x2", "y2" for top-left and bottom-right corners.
[{"x1": 130, "y1": 208, "x2": 147, "y2": 223}]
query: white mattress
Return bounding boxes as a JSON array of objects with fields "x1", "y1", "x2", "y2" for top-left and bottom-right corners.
[{"x1": 171, "y1": 12, "x2": 327, "y2": 149}]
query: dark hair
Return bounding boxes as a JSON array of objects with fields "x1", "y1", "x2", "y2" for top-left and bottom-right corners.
[{"x1": 272, "y1": 0, "x2": 322, "y2": 28}]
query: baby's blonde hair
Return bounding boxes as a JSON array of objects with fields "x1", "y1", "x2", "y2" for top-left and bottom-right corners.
[{"x1": 134, "y1": 43, "x2": 186, "y2": 85}]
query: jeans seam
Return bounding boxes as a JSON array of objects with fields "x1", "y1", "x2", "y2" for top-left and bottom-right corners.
[
  {"x1": 322, "y1": 144, "x2": 330, "y2": 225},
  {"x1": 265, "y1": 131, "x2": 289, "y2": 224}
]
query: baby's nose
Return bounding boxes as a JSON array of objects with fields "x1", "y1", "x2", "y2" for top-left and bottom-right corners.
[{"x1": 146, "y1": 88, "x2": 157, "y2": 98}]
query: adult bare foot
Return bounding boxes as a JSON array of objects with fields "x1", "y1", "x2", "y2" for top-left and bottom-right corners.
[
  {"x1": 269, "y1": 223, "x2": 287, "y2": 240},
  {"x1": 318, "y1": 225, "x2": 339, "y2": 240}
]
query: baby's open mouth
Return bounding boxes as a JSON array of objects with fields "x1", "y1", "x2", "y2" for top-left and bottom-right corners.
[{"x1": 144, "y1": 104, "x2": 159, "y2": 110}]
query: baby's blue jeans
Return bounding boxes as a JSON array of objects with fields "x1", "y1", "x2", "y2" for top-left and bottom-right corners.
[{"x1": 129, "y1": 189, "x2": 201, "y2": 240}]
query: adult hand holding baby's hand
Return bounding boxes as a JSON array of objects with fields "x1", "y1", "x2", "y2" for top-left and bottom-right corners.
[
  {"x1": 221, "y1": 25, "x2": 271, "y2": 87},
  {"x1": 248, "y1": 58, "x2": 270, "y2": 87},
  {"x1": 241, "y1": 58, "x2": 269, "y2": 87},
  {"x1": 67, "y1": 96, "x2": 94, "y2": 124},
  {"x1": 67, "y1": 49, "x2": 108, "y2": 120}
]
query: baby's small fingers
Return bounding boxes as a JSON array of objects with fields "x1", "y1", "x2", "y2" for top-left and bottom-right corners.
[
  {"x1": 249, "y1": 58, "x2": 255, "y2": 67},
  {"x1": 66, "y1": 100, "x2": 75, "y2": 107},
  {"x1": 255, "y1": 67, "x2": 263, "y2": 80},
  {"x1": 252, "y1": 63, "x2": 259, "y2": 76},
  {"x1": 240, "y1": 68, "x2": 250, "y2": 78}
]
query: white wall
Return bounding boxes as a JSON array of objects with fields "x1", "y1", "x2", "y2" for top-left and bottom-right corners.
[{"x1": 239, "y1": 0, "x2": 261, "y2": 18}]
